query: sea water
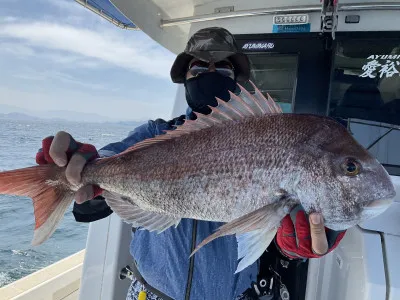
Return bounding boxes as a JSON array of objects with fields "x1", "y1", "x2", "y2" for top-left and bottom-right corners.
[{"x1": 0, "y1": 117, "x2": 139, "y2": 287}]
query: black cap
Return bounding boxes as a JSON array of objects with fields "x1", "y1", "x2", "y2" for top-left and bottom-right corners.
[{"x1": 170, "y1": 27, "x2": 250, "y2": 83}]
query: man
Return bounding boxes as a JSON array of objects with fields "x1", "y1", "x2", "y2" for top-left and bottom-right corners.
[{"x1": 36, "y1": 27, "x2": 345, "y2": 299}]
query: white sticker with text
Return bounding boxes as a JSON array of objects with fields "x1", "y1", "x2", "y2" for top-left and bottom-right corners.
[{"x1": 360, "y1": 55, "x2": 400, "y2": 78}]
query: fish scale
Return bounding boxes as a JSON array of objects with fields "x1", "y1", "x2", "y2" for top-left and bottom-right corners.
[
  {"x1": 0, "y1": 81, "x2": 396, "y2": 274},
  {"x1": 88, "y1": 143, "x2": 288, "y2": 219}
]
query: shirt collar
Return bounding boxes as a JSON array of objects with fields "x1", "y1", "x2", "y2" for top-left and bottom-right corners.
[{"x1": 185, "y1": 106, "x2": 196, "y2": 120}]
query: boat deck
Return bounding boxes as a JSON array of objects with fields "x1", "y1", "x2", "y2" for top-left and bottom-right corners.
[{"x1": 0, "y1": 250, "x2": 85, "y2": 300}]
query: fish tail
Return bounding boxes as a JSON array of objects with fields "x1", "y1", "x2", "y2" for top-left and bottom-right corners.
[{"x1": 0, "y1": 165, "x2": 74, "y2": 246}]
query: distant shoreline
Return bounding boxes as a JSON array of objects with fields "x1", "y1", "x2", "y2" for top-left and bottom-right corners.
[{"x1": 0, "y1": 112, "x2": 145, "y2": 125}]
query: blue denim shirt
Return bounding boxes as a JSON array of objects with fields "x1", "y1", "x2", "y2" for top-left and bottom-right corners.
[{"x1": 99, "y1": 109, "x2": 258, "y2": 300}]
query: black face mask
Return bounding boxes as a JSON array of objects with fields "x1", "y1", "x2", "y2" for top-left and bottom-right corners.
[{"x1": 184, "y1": 72, "x2": 237, "y2": 115}]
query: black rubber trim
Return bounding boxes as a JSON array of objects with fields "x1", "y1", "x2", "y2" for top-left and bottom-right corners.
[{"x1": 185, "y1": 220, "x2": 198, "y2": 300}]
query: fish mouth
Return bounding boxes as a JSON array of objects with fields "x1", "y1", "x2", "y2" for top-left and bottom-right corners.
[
  {"x1": 364, "y1": 198, "x2": 395, "y2": 210},
  {"x1": 326, "y1": 196, "x2": 396, "y2": 231},
  {"x1": 364, "y1": 186, "x2": 396, "y2": 210},
  {"x1": 324, "y1": 221, "x2": 356, "y2": 231}
]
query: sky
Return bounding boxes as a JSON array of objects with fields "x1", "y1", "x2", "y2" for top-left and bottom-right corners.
[{"x1": 0, "y1": 0, "x2": 179, "y2": 121}]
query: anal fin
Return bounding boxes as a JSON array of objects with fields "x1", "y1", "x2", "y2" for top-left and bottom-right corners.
[
  {"x1": 102, "y1": 191, "x2": 180, "y2": 233},
  {"x1": 190, "y1": 198, "x2": 296, "y2": 273}
]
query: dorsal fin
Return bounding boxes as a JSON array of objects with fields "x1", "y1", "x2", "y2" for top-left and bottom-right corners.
[{"x1": 121, "y1": 81, "x2": 282, "y2": 153}]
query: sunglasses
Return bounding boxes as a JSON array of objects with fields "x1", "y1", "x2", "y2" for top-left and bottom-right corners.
[{"x1": 188, "y1": 60, "x2": 235, "y2": 78}]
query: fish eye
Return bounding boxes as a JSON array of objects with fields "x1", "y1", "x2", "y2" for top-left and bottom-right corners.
[{"x1": 342, "y1": 159, "x2": 361, "y2": 176}]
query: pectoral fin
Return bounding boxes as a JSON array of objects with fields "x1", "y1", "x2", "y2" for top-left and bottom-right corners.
[{"x1": 190, "y1": 198, "x2": 297, "y2": 273}]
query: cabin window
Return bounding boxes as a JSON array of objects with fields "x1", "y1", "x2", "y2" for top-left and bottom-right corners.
[
  {"x1": 329, "y1": 38, "x2": 400, "y2": 174},
  {"x1": 329, "y1": 38, "x2": 400, "y2": 125},
  {"x1": 241, "y1": 54, "x2": 298, "y2": 113}
]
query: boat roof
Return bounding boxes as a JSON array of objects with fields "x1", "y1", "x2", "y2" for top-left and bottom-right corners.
[
  {"x1": 74, "y1": 0, "x2": 138, "y2": 29},
  {"x1": 74, "y1": 0, "x2": 400, "y2": 55}
]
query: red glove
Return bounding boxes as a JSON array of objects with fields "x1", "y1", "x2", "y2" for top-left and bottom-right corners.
[
  {"x1": 36, "y1": 135, "x2": 103, "y2": 199},
  {"x1": 276, "y1": 205, "x2": 346, "y2": 259}
]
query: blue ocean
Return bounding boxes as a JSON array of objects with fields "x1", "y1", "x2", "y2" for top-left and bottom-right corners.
[{"x1": 0, "y1": 117, "x2": 138, "y2": 287}]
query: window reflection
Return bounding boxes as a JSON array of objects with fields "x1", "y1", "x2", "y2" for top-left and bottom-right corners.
[
  {"x1": 241, "y1": 54, "x2": 298, "y2": 113},
  {"x1": 330, "y1": 39, "x2": 400, "y2": 125},
  {"x1": 329, "y1": 38, "x2": 400, "y2": 173}
]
